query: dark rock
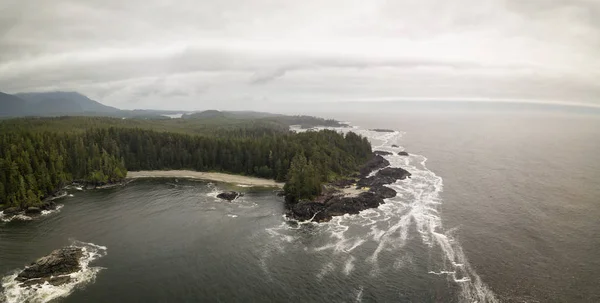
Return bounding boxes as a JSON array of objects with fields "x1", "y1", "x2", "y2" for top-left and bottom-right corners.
[
  {"x1": 398, "y1": 151, "x2": 409, "y2": 156},
  {"x1": 370, "y1": 185, "x2": 397, "y2": 199},
  {"x1": 275, "y1": 190, "x2": 286, "y2": 197},
  {"x1": 40, "y1": 201, "x2": 57, "y2": 211},
  {"x1": 392, "y1": 144, "x2": 399, "y2": 148},
  {"x1": 379, "y1": 167, "x2": 411, "y2": 180},
  {"x1": 374, "y1": 150, "x2": 393, "y2": 156},
  {"x1": 359, "y1": 155, "x2": 390, "y2": 177},
  {"x1": 217, "y1": 191, "x2": 240, "y2": 201},
  {"x1": 285, "y1": 154, "x2": 407, "y2": 223},
  {"x1": 48, "y1": 276, "x2": 72, "y2": 286},
  {"x1": 3, "y1": 207, "x2": 20, "y2": 216},
  {"x1": 370, "y1": 128, "x2": 395, "y2": 133},
  {"x1": 290, "y1": 201, "x2": 326, "y2": 221},
  {"x1": 289, "y1": 192, "x2": 385, "y2": 222},
  {"x1": 357, "y1": 167, "x2": 411, "y2": 188},
  {"x1": 16, "y1": 247, "x2": 83, "y2": 285},
  {"x1": 25, "y1": 207, "x2": 42, "y2": 215}
]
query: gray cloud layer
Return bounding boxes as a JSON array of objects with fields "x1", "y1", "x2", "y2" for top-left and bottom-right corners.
[{"x1": 1, "y1": 0, "x2": 599, "y2": 110}]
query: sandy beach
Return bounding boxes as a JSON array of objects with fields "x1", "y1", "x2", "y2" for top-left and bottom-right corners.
[{"x1": 126, "y1": 170, "x2": 284, "y2": 188}]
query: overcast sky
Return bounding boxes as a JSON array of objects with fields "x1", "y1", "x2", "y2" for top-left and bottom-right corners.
[{"x1": 1, "y1": 0, "x2": 599, "y2": 110}]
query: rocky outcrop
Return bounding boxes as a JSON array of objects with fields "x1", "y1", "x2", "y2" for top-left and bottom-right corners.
[
  {"x1": 2, "y1": 207, "x2": 20, "y2": 216},
  {"x1": 40, "y1": 201, "x2": 57, "y2": 211},
  {"x1": 289, "y1": 192, "x2": 384, "y2": 222},
  {"x1": 357, "y1": 167, "x2": 411, "y2": 188},
  {"x1": 398, "y1": 151, "x2": 409, "y2": 156},
  {"x1": 286, "y1": 154, "x2": 411, "y2": 222},
  {"x1": 1, "y1": 201, "x2": 57, "y2": 218},
  {"x1": 25, "y1": 207, "x2": 42, "y2": 215},
  {"x1": 374, "y1": 150, "x2": 393, "y2": 156},
  {"x1": 217, "y1": 191, "x2": 241, "y2": 201},
  {"x1": 16, "y1": 247, "x2": 83, "y2": 286},
  {"x1": 359, "y1": 155, "x2": 390, "y2": 177},
  {"x1": 370, "y1": 185, "x2": 397, "y2": 199}
]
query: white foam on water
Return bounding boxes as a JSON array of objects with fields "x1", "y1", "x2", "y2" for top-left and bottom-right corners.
[
  {"x1": 41, "y1": 205, "x2": 64, "y2": 216},
  {"x1": 1, "y1": 214, "x2": 33, "y2": 223},
  {"x1": 355, "y1": 286, "x2": 364, "y2": 302},
  {"x1": 0, "y1": 241, "x2": 107, "y2": 303},
  {"x1": 263, "y1": 125, "x2": 498, "y2": 302}
]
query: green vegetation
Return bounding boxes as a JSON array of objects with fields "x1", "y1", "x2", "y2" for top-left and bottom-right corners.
[{"x1": 0, "y1": 115, "x2": 371, "y2": 209}]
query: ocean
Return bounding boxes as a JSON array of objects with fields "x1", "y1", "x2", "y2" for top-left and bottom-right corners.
[{"x1": 1, "y1": 105, "x2": 599, "y2": 302}]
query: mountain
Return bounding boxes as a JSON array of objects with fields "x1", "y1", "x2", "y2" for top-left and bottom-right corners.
[
  {"x1": 15, "y1": 91, "x2": 120, "y2": 115},
  {"x1": 0, "y1": 92, "x2": 29, "y2": 117}
]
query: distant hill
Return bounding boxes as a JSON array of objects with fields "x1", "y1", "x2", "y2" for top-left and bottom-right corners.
[
  {"x1": 0, "y1": 92, "x2": 29, "y2": 117},
  {"x1": 14, "y1": 91, "x2": 120, "y2": 115},
  {"x1": 0, "y1": 91, "x2": 348, "y2": 128},
  {"x1": 184, "y1": 110, "x2": 347, "y2": 128},
  {"x1": 0, "y1": 91, "x2": 184, "y2": 118}
]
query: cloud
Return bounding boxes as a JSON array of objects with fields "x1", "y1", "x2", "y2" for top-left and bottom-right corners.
[{"x1": 0, "y1": 0, "x2": 598, "y2": 110}]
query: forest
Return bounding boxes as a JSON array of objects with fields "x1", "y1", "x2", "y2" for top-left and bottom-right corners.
[{"x1": 0, "y1": 116, "x2": 371, "y2": 209}]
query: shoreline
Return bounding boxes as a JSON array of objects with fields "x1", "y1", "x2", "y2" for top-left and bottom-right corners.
[{"x1": 126, "y1": 170, "x2": 284, "y2": 188}]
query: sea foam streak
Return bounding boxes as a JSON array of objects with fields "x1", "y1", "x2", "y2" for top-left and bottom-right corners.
[
  {"x1": 264, "y1": 125, "x2": 498, "y2": 302},
  {"x1": 0, "y1": 241, "x2": 107, "y2": 303}
]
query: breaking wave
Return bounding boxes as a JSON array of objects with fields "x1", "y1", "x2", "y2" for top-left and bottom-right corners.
[
  {"x1": 264, "y1": 126, "x2": 498, "y2": 302},
  {"x1": 0, "y1": 241, "x2": 107, "y2": 303}
]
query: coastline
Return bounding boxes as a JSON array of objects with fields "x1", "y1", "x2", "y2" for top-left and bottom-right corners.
[{"x1": 126, "y1": 170, "x2": 284, "y2": 188}]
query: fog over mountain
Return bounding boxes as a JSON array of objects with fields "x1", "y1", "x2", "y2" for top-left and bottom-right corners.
[{"x1": 1, "y1": 0, "x2": 599, "y2": 111}]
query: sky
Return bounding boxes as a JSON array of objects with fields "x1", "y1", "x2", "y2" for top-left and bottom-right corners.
[{"x1": 0, "y1": 0, "x2": 599, "y2": 111}]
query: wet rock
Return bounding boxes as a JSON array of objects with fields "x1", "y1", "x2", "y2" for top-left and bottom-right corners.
[
  {"x1": 3, "y1": 207, "x2": 20, "y2": 216},
  {"x1": 217, "y1": 191, "x2": 241, "y2": 201},
  {"x1": 357, "y1": 167, "x2": 411, "y2": 188},
  {"x1": 290, "y1": 201, "x2": 326, "y2": 221},
  {"x1": 40, "y1": 201, "x2": 57, "y2": 211},
  {"x1": 392, "y1": 144, "x2": 399, "y2": 148},
  {"x1": 275, "y1": 190, "x2": 286, "y2": 197},
  {"x1": 398, "y1": 151, "x2": 409, "y2": 156},
  {"x1": 25, "y1": 207, "x2": 42, "y2": 215},
  {"x1": 16, "y1": 247, "x2": 83, "y2": 286},
  {"x1": 359, "y1": 155, "x2": 390, "y2": 177},
  {"x1": 370, "y1": 185, "x2": 397, "y2": 199},
  {"x1": 374, "y1": 150, "x2": 393, "y2": 156},
  {"x1": 289, "y1": 192, "x2": 385, "y2": 222},
  {"x1": 48, "y1": 276, "x2": 72, "y2": 286},
  {"x1": 285, "y1": 154, "x2": 410, "y2": 222}
]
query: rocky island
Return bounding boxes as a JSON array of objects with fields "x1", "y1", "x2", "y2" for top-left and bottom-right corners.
[{"x1": 15, "y1": 247, "x2": 84, "y2": 287}]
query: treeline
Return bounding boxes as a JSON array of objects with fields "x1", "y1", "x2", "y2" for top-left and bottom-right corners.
[
  {"x1": 0, "y1": 131, "x2": 127, "y2": 207},
  {"x1": 0, "y1": 118, "x2": 371, "y2": 209}
]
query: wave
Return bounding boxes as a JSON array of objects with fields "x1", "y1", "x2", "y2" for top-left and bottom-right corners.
[
  {"x1": 265, "y1": 126, "x2": 498, "y2": 302},
  {"x1": 0, "y1": 205, "x2": 64, "y2": 223},
  {"x1": 0, "y1": 241, "x2": 107, "y2": 303}
]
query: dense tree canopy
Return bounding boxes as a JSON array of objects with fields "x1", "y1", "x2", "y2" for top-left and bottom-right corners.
[{"x1": 0, "y1": 116, "x2": 371, "y2": 209}]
